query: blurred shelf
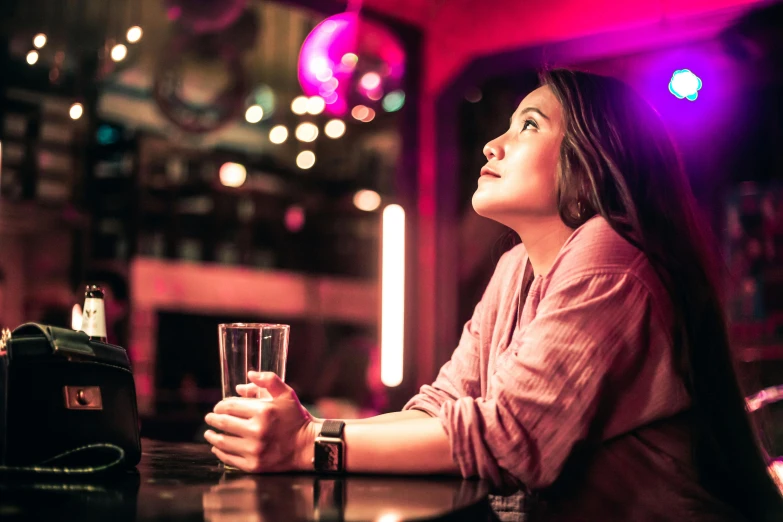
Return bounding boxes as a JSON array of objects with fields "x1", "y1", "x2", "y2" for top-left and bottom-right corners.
[
  {"x1": 130, "y1": 256, "x2": 379, "y2": 325},
  {"x1": 0, "y1": 199, "x2": 88, "y2": 235}
]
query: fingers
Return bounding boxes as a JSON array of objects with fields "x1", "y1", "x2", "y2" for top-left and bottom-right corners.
[
  {"x1": 247, "y1": 371, "x2": 289, "y2": 398},
  {"x1": 235, "y1": 384, "x2": 274, "y2": 400},
  {"x1": 235, "y1": 384, "x2": 256, "y2": 398},
  {"x1": 204, "y1": 430, "x2": 260, "y2": 458},
  {"x1": 205, "y1": 413, "x2": 258, "y2": 438},
  {"x1": 213, "y1": 398, "x2": 259, "y2": 418},
  {"x1": 211, "y1": 446, "x2": 256, "y2": 473}
]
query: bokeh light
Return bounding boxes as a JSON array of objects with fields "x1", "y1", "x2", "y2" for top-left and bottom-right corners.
[
  {"x1": 669, "y1": 69, "x2": 702, "y2": 101},
  {"x1": 382, "y1": 90, "x2": 405, "y2": 112},
  {"x1": 33, "y1": 33, "x2": 47, "y2": 49},
  {"x1": 324, "y1": 119, "x2": 346, "y2": 139},
  {"x1": 295, "y1": 122, "x2": 319, "y2": 142},
  {"x1": 285, "y1": 205, "x2": 306, "y2": 232},
  {"x1": 351, "y1": 105, "x2": 370, "y2": 121},
  {"x1": 111, "y1": 44, "x2": 128, "y2": 62},
  {"x1": 247, "y1": 84, "x2": 276, "y2": 121},
  {"x1": 219, "y1": 162, "x2": 247, "y2": 188},
  {"x1": 291, "y1": 96, "x2": 308, "y2": 115},
  {"x1": 360, "y1": 72, "x2": 381, "y2": 91},
  {"x1": 353, "y1": 189, "x2": 381, "y2": 211},
  {"x1": 126, "y1": 26, "x2": 143, "y2": 43},
  {"x1": 296, "y1": 151, "x2": 316, "y2": 169},
  {"x1": 341, "y1": 53, "x2": 358, "y2": 68},
  {"x1": 26, "y1": 50, "x2": 38, "y2": 65},
  {"x1": 269, "y1": 125, "x2": 288, "y2": 144},
  {"x1": 362, "y1": 108, "x2": 376, "y2": 122},
  {"x1": 69, "y1": 103, "x2": 84, "y2": 120},
  {"x1": 245, "y1": 105, "x2": 264, "y2": 123},
  {"x1": 306, "y1": 96, "x2": 325, "y2": 115}
]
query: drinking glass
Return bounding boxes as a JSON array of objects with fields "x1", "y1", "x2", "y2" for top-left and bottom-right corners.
[
  {"x1": 219, "y1": 323, "x2": 289, "y2": 400},
  {"x1": 216, "y1": 323, "x2": 289, "y2": 471}
]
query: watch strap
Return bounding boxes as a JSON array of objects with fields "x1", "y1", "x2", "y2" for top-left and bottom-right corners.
[{"x1": 319, "y1": 420, "x2": 345, "y2": 438}]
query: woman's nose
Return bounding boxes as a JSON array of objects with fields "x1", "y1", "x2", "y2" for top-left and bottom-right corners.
[{"x1": 483, "y1": 139, "x2": 502, "y2": 161}]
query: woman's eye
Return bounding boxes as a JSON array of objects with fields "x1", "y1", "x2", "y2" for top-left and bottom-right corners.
[{"x1": 521, "y1": 119, "x2": 538, "y2": 131}]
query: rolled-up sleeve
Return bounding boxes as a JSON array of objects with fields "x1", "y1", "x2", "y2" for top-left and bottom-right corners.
[
  {"x1": 440, "y1": 272, "x2": 655, "y2": 489},
  {"x1": 402, "y1": 298, "x2": 484, "y2": 417}
]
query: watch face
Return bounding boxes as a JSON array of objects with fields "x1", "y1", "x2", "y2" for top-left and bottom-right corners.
[{"x1": 315, "y1": 441, "x2": 343, "y2": 471}]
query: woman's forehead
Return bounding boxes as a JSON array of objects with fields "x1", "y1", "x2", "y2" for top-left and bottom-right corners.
[
  {"x1": 516, "y1": 85, "x2": 558, "y2": 113},
  {"x1": 513, "y1": 85, "x2": 563, "y2": 126}
]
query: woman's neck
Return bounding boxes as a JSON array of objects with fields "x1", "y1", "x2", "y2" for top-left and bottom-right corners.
[{"x1": 512, "y1": 217, "x2": 575, "y2": 276}]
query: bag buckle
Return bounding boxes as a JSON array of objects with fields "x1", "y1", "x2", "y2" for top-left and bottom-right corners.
[{"x1": 64, "y1": 386, "x2": 103, "y2": 410}]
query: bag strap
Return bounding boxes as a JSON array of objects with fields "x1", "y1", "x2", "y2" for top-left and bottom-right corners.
[{"x1": 0, "y1": 443, "x2": 126, "y2": 475}]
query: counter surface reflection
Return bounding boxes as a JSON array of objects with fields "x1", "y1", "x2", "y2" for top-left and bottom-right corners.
[{"x1": 0, "y1": 439, "x2": 492, "y2": 521}]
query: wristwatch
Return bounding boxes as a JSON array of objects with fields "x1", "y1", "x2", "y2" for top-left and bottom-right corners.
[{"x1": 313, "y1": 420, "x2": 346, "y2": 473}]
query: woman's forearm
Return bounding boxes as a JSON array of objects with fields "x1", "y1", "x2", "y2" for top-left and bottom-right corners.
[
  {"x1": 343, "y1": 409, "x2": 432, "y2": 424},
  {"x1": 345, "y1": 417, "x2": 458, "y2": 474},
  {"x1": 308, "y1": 417, "x2": 459, "y2": 475}
]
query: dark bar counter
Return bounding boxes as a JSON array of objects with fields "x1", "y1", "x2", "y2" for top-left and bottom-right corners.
[{"x1": 0, "y1": 439, "x2": 492, "y2": 521}]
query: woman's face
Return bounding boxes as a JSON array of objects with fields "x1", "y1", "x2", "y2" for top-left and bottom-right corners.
[{"x1": 472, "y1": 85, "x2": 565, "y2": 224}]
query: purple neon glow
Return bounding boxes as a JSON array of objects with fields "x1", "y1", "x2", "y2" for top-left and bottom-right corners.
[{"x1": 297, "y1": 12, "x2": 405, "y2": 116}]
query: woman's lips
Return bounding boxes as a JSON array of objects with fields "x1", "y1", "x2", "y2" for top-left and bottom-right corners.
[{"x1": 480, "y1": 167, "x2": 501, "y2": 178}]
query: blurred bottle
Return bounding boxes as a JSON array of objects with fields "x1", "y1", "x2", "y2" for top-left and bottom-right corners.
[{"x1": 81, "y1": 285, "x2": 107, "y2": 342}]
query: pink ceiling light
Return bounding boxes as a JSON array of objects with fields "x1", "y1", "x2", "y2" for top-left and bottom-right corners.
[{"x1": 298, "y1": 12, "x2": 405, "y2": 116}]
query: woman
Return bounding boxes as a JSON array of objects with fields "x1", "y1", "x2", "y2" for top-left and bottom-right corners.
[{"x1": 204, "y1": 69, "x2": 782, "y2": 520}]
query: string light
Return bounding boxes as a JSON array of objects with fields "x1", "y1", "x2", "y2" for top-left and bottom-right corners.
[
  {"x1": 295, "y1": 122, "x2": 318, "y2": 143},
  {"x1": 360, "y1": 72, "x2": 381, "y2": 91},
  {"x1": 306, "y1": 96, "x2": 325, "y2": 115},
  {"x1": 382, "y1": 90, "x2": 405, "y2": 112},
  {"x1": 291, "y1": 96, "x2": 308, "y2": 115},
  {"x1": 361, "y1": 108, "x2": 376, "y2": 123},
  {"x1": 245, "y1": 105, "x2": 263, "y2": 123},
  {"x1": 341, "y1": 53, "x2": 358, "y2": 68},
  {"x1": 26, "y1": 50, "x2": 39, "y2": 65},
  {"x1": 219, "y1": 162, "x2": 247, "y2": 188},
  {"x1": 296, "y1": 151, "x2": 316, "y2": 169},
  {"x1": 324, "y1": 119, "x2": 346, "y2": 139},
  {"x1": 33, "y1": 33, "x2": 47, "y2": 49},
  {"x1": 110, "y1": 44, "x2": 127, "y2": 62},
  {"x1": 69, "y1": 103, "x2": 84, "y2": 120},
  {"x1": 269, "y1": 125, "x2": 288, "y2": 144},
  {"x1": 352, "y1": 105, "x2": 370, "y2": 121},
  {"x1": 353, "y1": 190, "x2": 381, "y2": 211},
  {"x1": 126, "y1": 26, "x2": 143, "y2": 43}
]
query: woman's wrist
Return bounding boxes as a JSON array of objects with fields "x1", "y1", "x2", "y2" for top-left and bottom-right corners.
[{"x1": 297, "y1": 420, "x2": 319, "y2": 472}]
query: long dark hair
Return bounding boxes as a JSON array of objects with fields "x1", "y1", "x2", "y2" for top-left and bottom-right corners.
[{"x1": 541, "y1": 68, "x2": 782, "y2": 520}]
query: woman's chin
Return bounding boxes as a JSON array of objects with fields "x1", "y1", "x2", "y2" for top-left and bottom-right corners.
[{"x1": 471, "y1": 192, "x2": 496, "y2": 219}]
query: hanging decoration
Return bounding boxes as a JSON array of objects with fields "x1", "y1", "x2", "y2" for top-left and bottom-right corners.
[
  {"x1": 164, "y1": 0, "x2": 247, "y2": 34},
  {"x1": 297, "y1": 11, "x2": 405, "y2": 117},
  {"x1": 153, "y1": 2, "x2": 257, "y2": 134}
]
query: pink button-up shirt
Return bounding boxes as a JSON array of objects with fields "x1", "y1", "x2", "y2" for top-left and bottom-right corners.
[{"x1": 404, "y1": 216, "x2": 699, "y2": 492}]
